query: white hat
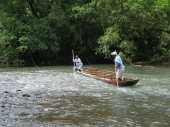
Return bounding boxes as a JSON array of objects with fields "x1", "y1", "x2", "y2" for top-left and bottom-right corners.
[{"x1": 111, "y1": 51, "x2": 117, "y2": 55}]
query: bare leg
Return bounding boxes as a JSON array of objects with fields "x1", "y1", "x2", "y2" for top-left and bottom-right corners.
[
  {"x1": 73, "y1": 67, "x2": 76, "y2": 73},
  {"x1": 116, "y1": 70, "x2": 119, "y2": 88},
  {"x1": 116, "y1": 78, "x2": 119, "y2": 88}
]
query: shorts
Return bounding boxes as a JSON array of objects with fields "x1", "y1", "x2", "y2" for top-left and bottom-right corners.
[
  {"x1": 75, "y1": 64, "x2": 83, "y2": 70},
  {"x1": 116, "y1": 68, "x2": 124, "y2": 79}
]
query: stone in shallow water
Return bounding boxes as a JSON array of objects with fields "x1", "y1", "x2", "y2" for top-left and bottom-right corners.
[
  {"x1": 22, "y1": 94, "x2": 31, "y2": 97},
  {"x1": 4, "y1": 91, "x2": 9, "y2": 94}
]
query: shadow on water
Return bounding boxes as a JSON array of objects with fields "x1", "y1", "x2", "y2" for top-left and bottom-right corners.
[{"x1": 0, "y1": 65, "x2": 170, "y2": 126}]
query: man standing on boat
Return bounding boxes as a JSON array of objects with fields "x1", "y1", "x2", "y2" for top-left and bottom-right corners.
[
  {"x1": 111, "y1": 50, "x2": 125, "y2": 87},
  {"x1": 73, "y1": 55, "x2": 83, "y2": 72}
]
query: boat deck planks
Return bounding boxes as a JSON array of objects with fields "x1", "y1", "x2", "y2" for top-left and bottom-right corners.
[{"x1": 76, "y1": 67, "x2": 139, "y2": 87}]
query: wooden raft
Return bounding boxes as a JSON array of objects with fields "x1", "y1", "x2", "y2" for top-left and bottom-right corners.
[
  {"x1": 76, "y1": 67, "x2": 139, "y2": 87},
  {"x1": 83, "y1": 67, "x2": 116, "y2": 79}
]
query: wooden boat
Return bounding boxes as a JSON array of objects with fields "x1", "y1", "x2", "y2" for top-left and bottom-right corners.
[{"x1": 76, "y1": 67, "x2": 139, "y2": 87}]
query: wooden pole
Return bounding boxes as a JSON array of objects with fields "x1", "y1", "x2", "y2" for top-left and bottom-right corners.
[{"x1": 72, "y1": 50, "x2": 75, "y2": 71}]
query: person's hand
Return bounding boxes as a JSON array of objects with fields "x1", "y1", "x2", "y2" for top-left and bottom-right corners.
[{"x1": 116, "y1": 63, "x2": 120, "y2": 67}]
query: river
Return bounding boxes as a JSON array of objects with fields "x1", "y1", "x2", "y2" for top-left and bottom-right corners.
[{"x1": 0, "y1": 64, "x2": 170, "y2": 127}]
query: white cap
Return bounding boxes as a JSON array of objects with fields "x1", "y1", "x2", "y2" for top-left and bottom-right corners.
[{"x1": 111, "y1": 51, "x2": 117, "y2": 55}]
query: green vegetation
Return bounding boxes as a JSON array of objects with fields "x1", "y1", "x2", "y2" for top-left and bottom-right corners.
[{"x1": 0, "y1": 0, "x2": 170, "y2": 66}]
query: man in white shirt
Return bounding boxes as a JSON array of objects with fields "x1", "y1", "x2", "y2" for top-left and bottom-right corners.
[{"x1": 111, "y1": 51, "x2": 125, "y2": 87}]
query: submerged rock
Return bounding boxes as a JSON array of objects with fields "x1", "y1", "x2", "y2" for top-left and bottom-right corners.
[
  {"x1": 22, "y1": 94, "x2": 31, "y2": 97},
  {"x1": 3, "y1": 91, "x2": 9, "y2": 94}
]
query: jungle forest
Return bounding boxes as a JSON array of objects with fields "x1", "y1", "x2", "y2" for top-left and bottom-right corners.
[{"x1": 0, "y1": 0, "x2": 170, "y2": 66}]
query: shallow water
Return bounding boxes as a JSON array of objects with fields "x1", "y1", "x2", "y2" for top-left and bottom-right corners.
[{"x1": 0, "y1": 65, "x2": 170, "y2": 127}]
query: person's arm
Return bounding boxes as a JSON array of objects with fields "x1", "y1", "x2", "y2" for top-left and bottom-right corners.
[
  {"x1": 73, "y1": 60, "x2": 76, "y2": 63},
  {"x1": 116, "y1": 62, "x2": 120, "y2": 67}
]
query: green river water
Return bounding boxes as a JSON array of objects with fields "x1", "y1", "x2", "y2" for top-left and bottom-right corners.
[{"x1": 0, "y1": 64, "x2": 170, "y2": 127}]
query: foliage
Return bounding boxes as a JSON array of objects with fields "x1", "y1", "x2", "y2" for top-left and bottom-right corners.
[
  {"x1": 0, "y1": 0, "x2": 170, "y2": 65},
  {"x1": 0, "y1": 0, "x2": 62, "y2": 63},
  {"x1": 94, "y1": 0, "x2": 170, "y2": 64}
]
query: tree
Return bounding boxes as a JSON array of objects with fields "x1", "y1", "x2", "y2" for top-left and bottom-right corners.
[
  {"x1": 95, "y1": 0, "x2": 170, "y2": 64},
  {"x1": 0, "y1": 0, "x2": 62, "y2": 64}
]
